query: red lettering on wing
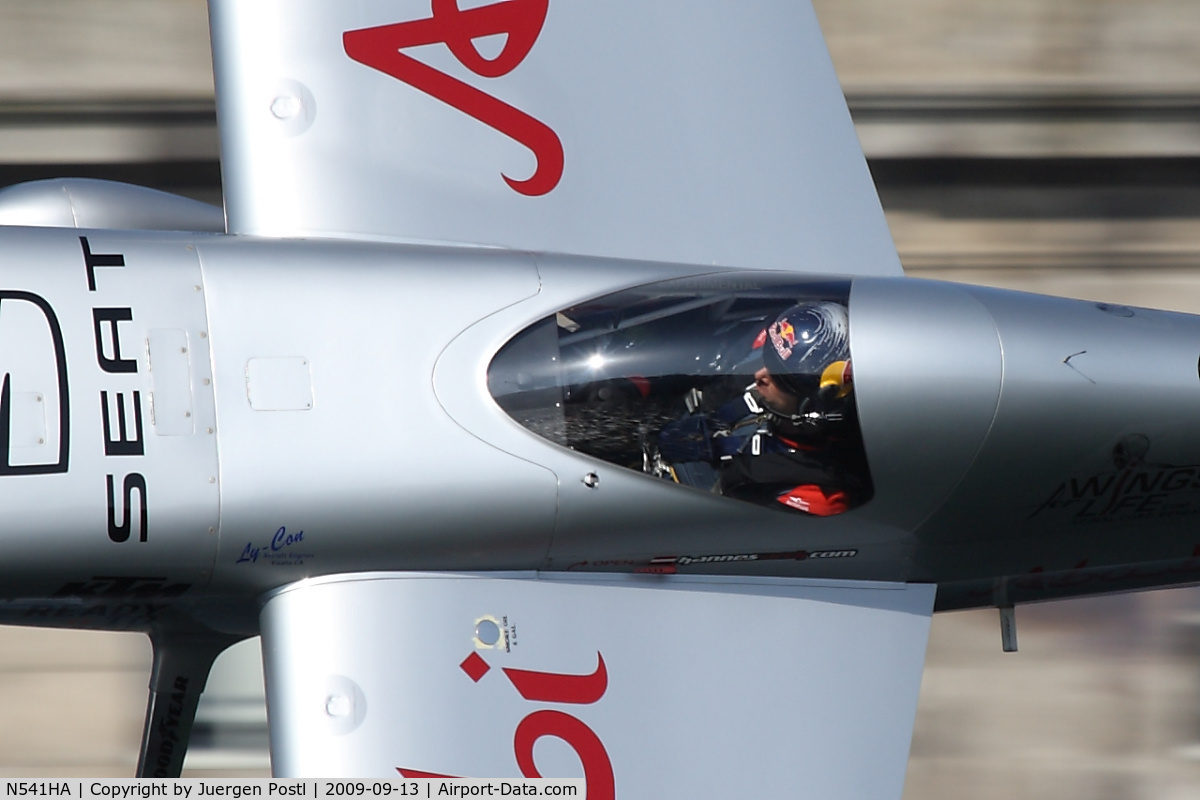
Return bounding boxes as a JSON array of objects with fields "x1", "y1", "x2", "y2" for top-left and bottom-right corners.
[
  {"x1": 343, "y1": 0, "x2": 563, "y2": 196},
  {"x1": 398, "y1": 651, "x2": 613, "y2": 790},
  {"x1": 503, "y1": 652, "x2": 607, "y2": 704},
  {"x1": 514, "y1": 710, "x2": 615, "y2": 800}
]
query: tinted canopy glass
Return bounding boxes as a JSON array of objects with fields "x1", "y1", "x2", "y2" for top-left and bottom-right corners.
[{"x1": 488, "y1": 274, "x2": 873, "y2": 515}]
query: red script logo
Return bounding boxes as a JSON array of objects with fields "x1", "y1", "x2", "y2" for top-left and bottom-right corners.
[
  {"x1": 399, "y1": 652, "x2": 615, "y2": 799},
  {"x1": 344, "y1": 0, "x2": 563, "y2": 196}
]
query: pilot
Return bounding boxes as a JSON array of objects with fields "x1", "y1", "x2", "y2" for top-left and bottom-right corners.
[{"x1": 657, "y1": 302, "x2": 872, "y2": 515}]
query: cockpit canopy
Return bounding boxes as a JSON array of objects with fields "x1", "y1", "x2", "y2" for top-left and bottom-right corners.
[{"x1": 488, "y1": 274, "x2": 873, "y2": 516}]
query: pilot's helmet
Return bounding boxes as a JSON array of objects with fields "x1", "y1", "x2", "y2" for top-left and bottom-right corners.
[{"x1": 762, "y1": 302, "x2": 852, "y2": 401}]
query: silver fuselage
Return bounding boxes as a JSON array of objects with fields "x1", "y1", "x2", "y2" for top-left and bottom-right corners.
[{"x1": 0, "y1": 227, "x2": 1196, "y2": 634}]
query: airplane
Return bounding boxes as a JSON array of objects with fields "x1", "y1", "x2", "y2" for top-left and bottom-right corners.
[{"x1": 0, "y1": 0, "x2": 1195, "y2": 795}]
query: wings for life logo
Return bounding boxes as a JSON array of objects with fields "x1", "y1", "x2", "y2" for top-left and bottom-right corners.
[
  {"x1": 343, "y1": 0, "x2": 564, "y2": 196},
  {"x1": 0, "y1": 292, "x2": 69, "y2": 475}
]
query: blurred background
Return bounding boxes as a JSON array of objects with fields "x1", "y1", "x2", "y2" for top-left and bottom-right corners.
[{"x1": 0, "y1": 0, "x2": 1199, "y2": 796}]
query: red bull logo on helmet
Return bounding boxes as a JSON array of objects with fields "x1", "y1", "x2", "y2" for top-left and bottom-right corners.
[{"x1": 768, "y1": 319, "x2": 797, "y2": 361}]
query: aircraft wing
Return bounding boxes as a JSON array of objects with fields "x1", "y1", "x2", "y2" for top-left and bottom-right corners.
[
  {"x1": 262, "y1": 572, "x2": 933, "y2": 796},
  {"x1": 208, "y1": 0, "x2": 901, "y2": 276}
]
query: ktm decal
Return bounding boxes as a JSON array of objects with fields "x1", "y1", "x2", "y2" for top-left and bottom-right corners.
[
  {"x1": 400, "y1": 652, "x2": 614, "y2": 799},
  {"x1": 344, "y1": 0, "x2": 564, "y2": 196}
]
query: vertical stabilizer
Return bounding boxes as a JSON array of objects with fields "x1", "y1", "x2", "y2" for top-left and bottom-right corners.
[{"x1": 208, "y1": 0, "x2": 900, "y2": 274}]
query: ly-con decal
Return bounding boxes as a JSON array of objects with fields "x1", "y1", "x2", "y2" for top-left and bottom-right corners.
[
  {"x1": 236, "y1": 525, "x2": 313, "y2": 566},
  {"x1": 343, "y1": 0, "x2": 563, "y2": 196}
]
